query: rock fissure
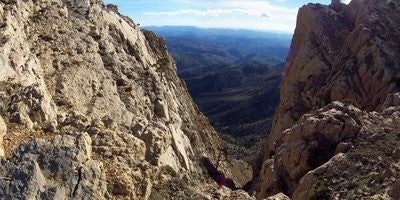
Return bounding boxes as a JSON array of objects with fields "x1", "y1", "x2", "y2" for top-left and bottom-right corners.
[{"x1": 71, "y1": 166, "x2": 83, "y2": 197}]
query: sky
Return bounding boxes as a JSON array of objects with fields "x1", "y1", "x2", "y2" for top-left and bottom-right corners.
[{"x1": 103, "y1": 0, "x2": 351, "y2": 33}]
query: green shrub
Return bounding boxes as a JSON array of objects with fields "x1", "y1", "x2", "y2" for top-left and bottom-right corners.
[{"x1": 309, "y1": 182, "x2": 331, "y2": 200}]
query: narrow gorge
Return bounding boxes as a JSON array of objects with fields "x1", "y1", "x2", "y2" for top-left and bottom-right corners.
[{"x1": 0, "y1": 0, "x2": 399, "y2": 200}]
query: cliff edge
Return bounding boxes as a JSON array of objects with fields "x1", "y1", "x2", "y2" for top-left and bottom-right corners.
[
  {"x1": 255, "y1": 0, "x2": 400, "y2": 199},
  {"x1": 0, "y1": 0, "x2": 252, "y2": 199}
]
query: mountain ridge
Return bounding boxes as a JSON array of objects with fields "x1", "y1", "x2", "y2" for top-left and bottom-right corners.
[
  {"x1": 147, "y1": 26, "x2": 289, "y2": 162},
  {"x1": 254, "y1": 0, "x2": 400, "y2": 199},
  {"x1": 145, "y1": 26, "x2": 293, "y2": 38},
  {"x1": 0, "y1": 0, "x2": 253, "y2": 199}
]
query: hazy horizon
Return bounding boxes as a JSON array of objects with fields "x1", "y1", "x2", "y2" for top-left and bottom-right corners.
[
  {"x1": 104, "y1": 0, "x2": 351, "y2": 33},
  {"x1": 144, "y1": 25, "x2": 295, "y2": 35}
]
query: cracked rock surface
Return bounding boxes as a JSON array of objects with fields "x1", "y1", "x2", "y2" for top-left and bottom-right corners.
[
  {"x1": 0, "y1": 0, "x2": 252, "y2": 199},
  {"x1": 0, "y1": 132, "x2": 106, "y2": 199},
  {"x1": 255, "y1": 0, "x2": 400, "y2": 199}
]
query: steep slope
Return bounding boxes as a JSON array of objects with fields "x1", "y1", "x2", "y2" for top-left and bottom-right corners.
[
  {"x1": 0, "y1": 0, "x2": 251, "y2": 199},
  {"x1": 148, "y1": 26, "x2": 289, "y2": 161},
  {"x1": 255, "y1": 0, "x2": 400, "y2": 199}
]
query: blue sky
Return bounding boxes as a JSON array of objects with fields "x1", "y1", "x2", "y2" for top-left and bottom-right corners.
[{"x1": 103, "y1": 0, "x2": 350, "y2": 33}]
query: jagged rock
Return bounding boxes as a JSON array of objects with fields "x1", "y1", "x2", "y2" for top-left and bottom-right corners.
[
  {"x1": 0, "y1": 0, "x2": 243, "y2": 199},
  {"x1": 265, "y1": 193, "x2": 291, "y2": 200},
  {"x1": 8, "y1": 85, "x2": 58, "y2": 129},
  {"x1": 200, "y1": 186, "x2": 255, "y2": 200},
  {"x1": 258, "y1": 102, "x2": 361, "y2": 196},
  {"x1": 334, "y1": 142, "x2": 352, "y2": 154},
  {"x1": 227, "y1": 159, "x2": 253, "y2": 188},
  {"x1": 220, "y1": 188, "x2": 255, "y2": 200},
  {"x1": 0, "y1": 116, "x2": 6, "y2": 157},
  {"x1": 154, "y1": 99, "x2": 169, "y2": 119},
  {"x1": 256, "y1": 0, "x2": 400, "y2": 199},
  {"x1": 330, "y1": 0, "x2": 343, "y2": 11},
  {"x1": 1, "y1": 158, "x2": 47, "y2": 199},
  {"x1": 291, "y1": 153, "x2": 346, "y2": 199},
  {"x1": 0, "y1": 132, "x2": 107, "y2": 199}
]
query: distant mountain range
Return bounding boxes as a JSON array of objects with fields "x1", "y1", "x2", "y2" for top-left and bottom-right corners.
[
  {"x1": 146, "y1": 26, "x2": 291, "y2": 73},
  {"x1": 146, "y1": 26, "x2": 291, "y2": 161}
]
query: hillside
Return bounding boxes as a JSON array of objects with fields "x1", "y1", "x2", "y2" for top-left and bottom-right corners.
[{"x1": 0, "y1": 1, "x2": 252, "y2": 199}]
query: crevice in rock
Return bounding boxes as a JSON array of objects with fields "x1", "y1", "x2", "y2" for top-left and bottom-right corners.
[
  {"x1": 200, "y1": 157, "x2": 237, "y2": 190},
  {"x1": 72, "y1": 166, "x2": 83, "y2": 197},
  {"x1": 307, "y1": 134, "x2": 336, "y2": 169}
]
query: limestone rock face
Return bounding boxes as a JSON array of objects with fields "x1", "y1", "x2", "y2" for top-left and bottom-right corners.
[
  {"x1": 259, "y1": 102, "x2": 362, "y2": 195},
  {"x1": 0, "y1": 116, "x2": 6, "y2": 157},
  {"x1": 256, "y1": 0, "x2": 400, "y2": 199},
  {"x1": 0, "y1": 132, "x2": 106, "y2": 199},
  {"x1": 0, "y1": 0, "x2": 243, "y2": 199}
]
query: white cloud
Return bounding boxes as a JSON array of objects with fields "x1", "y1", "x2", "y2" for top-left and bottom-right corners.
[
  {"x1": 141, "y1": 0, "x2": 298, "y2": 32},
  {"x1": 143, "y1": 8, "x2": 270, "y2": 18}
]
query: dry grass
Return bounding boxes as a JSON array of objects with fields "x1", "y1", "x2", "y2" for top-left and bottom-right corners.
[{"x1": 3, "y1": 125, "x2": 57, "y2": 158}]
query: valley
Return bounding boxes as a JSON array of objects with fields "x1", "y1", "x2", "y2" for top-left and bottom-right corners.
[
  {"x1": 147, "y1": 26, "x2": 291, "y2": 161},
  {"x1": 1, "y1": 0, "x2": 400, "y2": 199}
]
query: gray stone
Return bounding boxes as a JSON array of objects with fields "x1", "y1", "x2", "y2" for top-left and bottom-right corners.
[
  {"x1": 335, "y1": 142, "x2": 352, "y2": 154},
  {"x1": 265, "y1": 193, "x2": 291, "y2": 200},
  {"x1": 0, "y1": 133, "x2": 106, "y2": 199}
]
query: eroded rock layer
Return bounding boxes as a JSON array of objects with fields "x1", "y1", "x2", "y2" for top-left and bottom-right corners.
[
  {"x1": 0, "y1": 0, "x2": 251, "y2": 199},
  {"x1": 256, "y1": 0, "x2": 400, "y2": 199}
]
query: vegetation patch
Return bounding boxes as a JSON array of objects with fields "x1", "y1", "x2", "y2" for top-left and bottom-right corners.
[
  {"x1": 309, "y1": 181, "x2": 331, "y2": 200},
  {"x1": 149, "y1": 177, "x2": 199, "y2": 200}
]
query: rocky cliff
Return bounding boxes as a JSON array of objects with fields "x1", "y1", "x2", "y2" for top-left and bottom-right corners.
[
  {"x1": 0, "y1": 0, "x2": 252, "y2": 199},
  {"x1": 255, "y1": 0, "x2": 400, "y2": 199}
]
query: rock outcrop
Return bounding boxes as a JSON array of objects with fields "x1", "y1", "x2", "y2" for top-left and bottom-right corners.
[
  {"x1": 0, "y1": 116, "x2": 6, "y2": 156},
  {"x1": 0, "y1": 132, "x2": 106, "y2": 199},
  {"x1": 0, "y1": 0, "x2": 250, "y2": 199},
  {"x1": 255, "y1": 0, "x2": 400, "y2": 199}
]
